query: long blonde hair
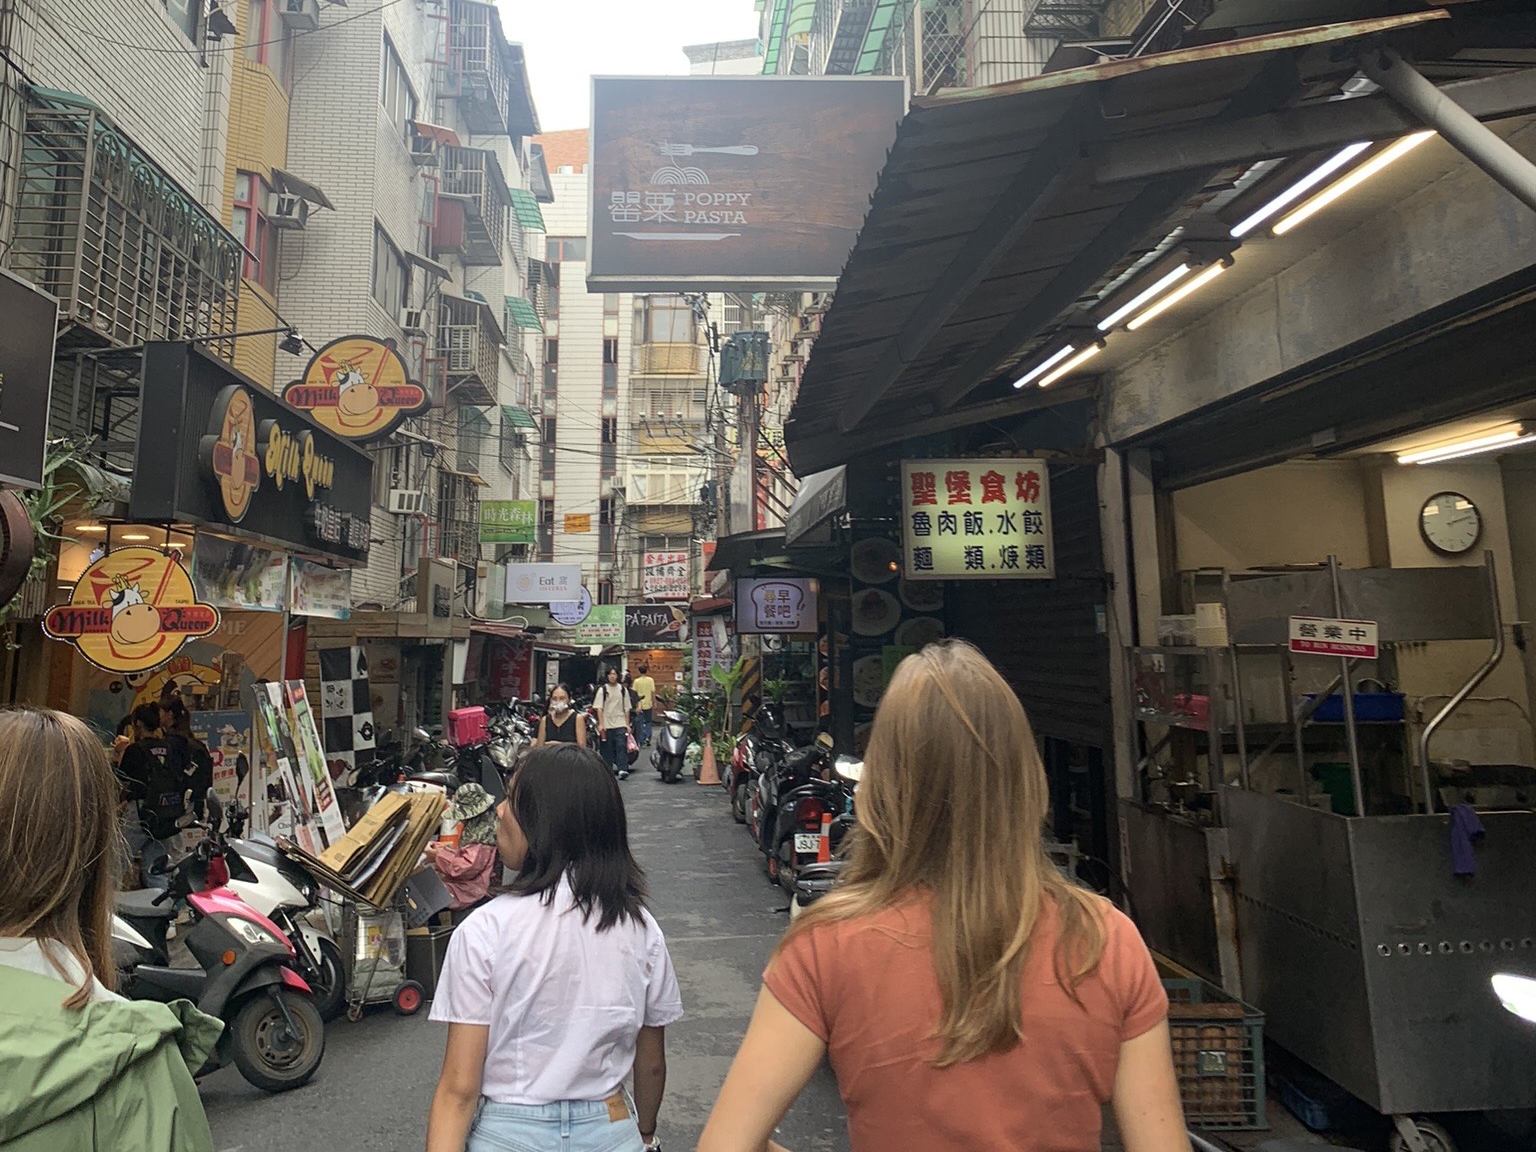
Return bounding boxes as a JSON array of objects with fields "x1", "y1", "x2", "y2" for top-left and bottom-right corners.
[
  {"x1": 0, "y1": 708, "x2": 120, "y2": 1008},
  {"x1": 783, "y1": 640, "x2": 1107, "y2": 1066}
]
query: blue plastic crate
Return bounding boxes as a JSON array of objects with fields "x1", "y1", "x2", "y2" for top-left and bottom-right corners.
[{"x1": 1304, "y1": 692, "x2": 1404, "y2": 724}]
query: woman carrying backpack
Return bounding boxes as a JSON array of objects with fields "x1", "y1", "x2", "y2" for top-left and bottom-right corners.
[{"x1": 594, "y1": 666, "x2": 633, "y2": 782}]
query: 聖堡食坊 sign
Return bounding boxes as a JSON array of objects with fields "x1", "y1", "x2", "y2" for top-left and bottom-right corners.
[
  {"x1": 588, "y1": 76, "x2": 905, "y2": 293},
  {"x1": 131, "y1": 343, "x2": 374, "y2": 565},
  {"x1": 899, "y1": 459, "x2": 1053, "y2": 580}
]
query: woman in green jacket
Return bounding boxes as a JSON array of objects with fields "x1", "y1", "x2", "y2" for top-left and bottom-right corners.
[{"x1": 0, "y1": 707, "x2": 222, "y2": 1152}]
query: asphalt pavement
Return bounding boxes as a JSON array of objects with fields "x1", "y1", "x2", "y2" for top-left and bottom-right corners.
[{"x1": 202, "y1": 766, "x2": 848, "y2": 1152}]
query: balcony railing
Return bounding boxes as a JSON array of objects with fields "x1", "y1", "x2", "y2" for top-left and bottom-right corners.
[
  {"x1": 439, "y1": 146, "x2": 509, "y2": 266},
  {"x1": 632, "y1": 342, "x2": 706, "y2": 375},
  {"x1": 8, "y1": 88, "x2": 241, "y2": 351},
  {"x1": 437, "y1": 471, "x2": 481, "y2": 564},
  {"x1": 438, "y1": 293, "x2": 503, "y2": 405},
  {"x1": 446, "y1": 0, "x2": 511, "y2": 136}
]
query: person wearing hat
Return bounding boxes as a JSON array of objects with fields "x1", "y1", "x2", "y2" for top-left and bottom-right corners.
[{"x1": 425, "y1": 784, "x2": 500, "y2": 914}]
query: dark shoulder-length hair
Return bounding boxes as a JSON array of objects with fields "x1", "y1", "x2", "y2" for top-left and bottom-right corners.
[{"x1": 505, "y1": 743, "x2": 647, "y2": 931}]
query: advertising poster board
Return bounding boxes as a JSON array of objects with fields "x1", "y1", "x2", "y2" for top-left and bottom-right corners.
[
  {"x1": 643, "y1": 550, "x2": 690, "y2": 600},
  {"x1": 589, "y1": 76, "x2": 906, "y2": 292},
  {"x1": 899, "y1": 458, "x2": 1054, "y2": 580},
  {"x1": 191, "y1": 535, "x2": 287, "y2": 611},
  {"x1": 571, "y1": 604, "x2": 625, "y2": 646},
  {"x1": 480, "y1": 499, "x2": 537, "y2": 544},
  {"x1": 283, "y1": 680, "x2": 347, "y2": 845},
  {"x1": 625, "y1": 602, "x2": 688, "y2": 646},
  {"x1": 692, "y1": 614, "x2": 736, "y2": 694},
  {"x1": 289, "y1": 558, "x2": 353, "y2": 619},
  {"x1": 190, "y1": 709, "x2": 253, "y2": 806},
  {"x1": 251, "y1": 683, "x2": 314, "y2": 852}
]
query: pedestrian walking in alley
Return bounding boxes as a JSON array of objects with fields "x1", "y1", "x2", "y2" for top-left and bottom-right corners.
[
  {"x1": 632, "y1": 665, "x2": 657, "y2": 748},
  {"x1": 534, "y1": 684, "x2": 587, "y2": 748},
  {"x1": 595, "y1": 666, "x2": 633, "y2": 781},
  {"x1": 117, "y1": 702, "x2": 193, "y2": 889},
  {"x1": 426, "y1": 744, "x2": 684, "y2": 1152},
  {"x1": 698, "y1": 640, "x2": 1187, "y2": 1152},
  {"x1": 0, "y1": 707, "x2": 221, "y2": 1152}
]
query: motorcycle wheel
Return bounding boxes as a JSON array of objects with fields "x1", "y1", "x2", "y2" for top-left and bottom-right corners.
[
  {"x1": 308, "y1": 937, "x2": 347, "y2": 1023},
  {"x1": 661, "y1": 755, "x2": 683, "y2": 784},
  {"x1": 229, "y1": 989, "x2": 325, "y2": 1093},
  {"x1": 731, "y1": 780, "x2": 747, "y2": 824}
]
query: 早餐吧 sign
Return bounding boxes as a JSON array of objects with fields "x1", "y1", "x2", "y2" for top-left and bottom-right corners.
[
  {"x1": 589, "y1": 76, "x2": 905, "y2": 293},
  {"x1": 735, "y1": 578, "x2": 816, "y2": 634},
  {"x1": 899, "y1": 459, "x2": 1053, "y2": 580},
  {"x1": 283, "y1": 336, "x2": 429, "y2": 442},
  {"x1": 43, "y1": 547, "x2": 220, "y2": 673},
  {"x1": 480, "y1": 499, "x2": 536, "y2": 544},
  {"x1": 133, "y1": 344, "x2": 374, "y2": 564}
]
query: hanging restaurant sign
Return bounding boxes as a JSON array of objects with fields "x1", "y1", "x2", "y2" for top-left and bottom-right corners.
[
  {"x1": 899, "y1": 458, "x2": 1054, "y2": 580},
  {"x1": 42, "y1": 546, "x2": 220, "y2": 673},
  {"x1": 588, "y1": 76, "x2": 906, "y2": 292},
  {"x1": 132, "y1": 343, "x2": 374, "y2": 564},
  {"x1": 282, "y1": 335, "x2": 429, "y2": 442}
]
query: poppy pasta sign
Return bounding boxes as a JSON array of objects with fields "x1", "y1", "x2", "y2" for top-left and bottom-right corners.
[
  {"x1": 43, "y1": 547, "x2": 220, "y2": 673},
  {"x1": 283, "y1": 335, "x2": 429, "y2": 442}
]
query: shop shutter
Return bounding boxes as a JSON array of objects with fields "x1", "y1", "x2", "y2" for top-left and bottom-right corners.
[{"x1": 946, "y1": 464, "x2": 1110, "y2": 748}]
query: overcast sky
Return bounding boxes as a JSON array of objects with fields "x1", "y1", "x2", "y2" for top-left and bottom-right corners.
[{"x1": 503, "y1": 1, "x2": 762, "y2": 133}]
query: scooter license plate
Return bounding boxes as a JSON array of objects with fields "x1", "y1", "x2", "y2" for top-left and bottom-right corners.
[{"x1": 794, "y1": 833, "x2": 820, "y2": 854}]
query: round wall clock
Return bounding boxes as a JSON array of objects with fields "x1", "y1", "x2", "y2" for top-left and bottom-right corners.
[{"x1": 1419, "y1": 491, "x2": 1482, "y2": 556}]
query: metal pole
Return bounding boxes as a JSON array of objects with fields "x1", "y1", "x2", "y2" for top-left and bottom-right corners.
[
  {"x1": 1417, "y1": 552, "x2": 1505, "y2": 814},
  {"x1": 1282, "y1": 647, "x2": 1308, "y2": 804},
  {"x1": 1329, "y1": 555, "x2": 1366, "y2": 817},
  {"x1": 912, "y1": 0, "x2": 925, "y2": 95},
  {"x1": 1363, "y1": 47, "x2": 1536, "y2": 216}
]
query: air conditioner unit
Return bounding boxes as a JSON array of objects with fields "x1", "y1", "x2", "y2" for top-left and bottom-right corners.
[
  {"x1": 409, "y1": 133, "x2": 439, "y2": 166},
  {"x1": 387, "y1": 489, "x2": 426, "y2": 515},
  {"x1": 399, "y1": 308, "x2": 428, "y2": 337},
  {"x1": 270, "y1": 194, "x2": 310, "y2": 230},
  {"x1": 279, "y1": 0, "x2": 320, "y2": 31}
]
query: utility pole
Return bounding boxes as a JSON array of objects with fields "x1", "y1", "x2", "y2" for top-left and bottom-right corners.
[{"x1": 912, "y1": 0, "x2": 924, "y2": 95}]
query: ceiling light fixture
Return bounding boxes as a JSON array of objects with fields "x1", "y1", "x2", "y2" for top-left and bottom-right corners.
[
  {"x1": 1229, "y1": 142, "x2": 1371, "y2": 238},
  {"x1": 120, "y1": 533, "x2": 152, "y2": 541},
  {"x1": 1038, "y1": 344, "x2": 1102, "y2": 388},
  {"x1": 1273, "y1": 131, "x2": 1435, "y2": 236},
  {"x1": 1125, "y1": 261, "x2": 1229, "y2": 331},
  {"x1": 1097, "y1": 264, "x2": 1192, "y2": 332},
  {"x1": 74, "y1": 524, "x2": 106, "y2": 534},
  {"x1": 1397, "y1": 426, "x2": 1534, "y2": 466},
  {"x1": 1011, "y1": 344, "x2": 1077, "y2": 389}
]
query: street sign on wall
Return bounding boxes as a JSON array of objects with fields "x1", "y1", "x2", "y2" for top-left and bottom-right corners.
[
  {"x1": 899, "y1": 459, "x2": 1054, "y2": 580},
  {"x1": 588, "y1": 76, "x2": 906, "y2": 292}
]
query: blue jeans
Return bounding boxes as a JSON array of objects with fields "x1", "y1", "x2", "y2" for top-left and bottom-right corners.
[
  {"x1": 468, "y1": 1098, "x2": 645, "y2": 1152},
  {"x1": 634, "y1": 710, "x2": 653, "y2": 747},
  {"x1": 602, "y1": 728, "x2": 628, "y2": 776}
]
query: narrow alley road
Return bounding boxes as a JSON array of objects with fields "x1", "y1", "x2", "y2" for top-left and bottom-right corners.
[{"x1": 202, "y1": 772, "x2": 848, "y2": 1152}]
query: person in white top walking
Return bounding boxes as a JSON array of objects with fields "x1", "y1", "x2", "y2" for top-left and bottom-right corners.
[
  {"x1": 427, "y1": 743, "x2": 684, "y2": 1152},
  {"x1": 594, "y1": 665, "x2": 633, "y2": 781}
]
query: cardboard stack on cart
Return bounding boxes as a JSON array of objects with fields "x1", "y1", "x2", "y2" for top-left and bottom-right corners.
[{"x1": 280, "y1": 790, "x2": 445, "y2": 910}]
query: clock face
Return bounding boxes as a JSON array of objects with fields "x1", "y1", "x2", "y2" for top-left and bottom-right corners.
[{"x1": 1420, "y1": 492, "x2": 1482, "y2": 556}]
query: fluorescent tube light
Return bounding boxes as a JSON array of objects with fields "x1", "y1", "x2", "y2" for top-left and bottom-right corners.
[
  {"x1": 1097, "y1": 264, "x2": 1192, "y2": 331},
  {"x1": 1125, "y1": 262, "x2": 1228, "y2": 331},
  {"x1": 1397, "y1": 428, "x2": 1533, "y2": 466},
  {"x1": 1038, "y1": 344, "x2": 1102, "y2": 388},
  {"x1": 1229, "y1": 142, "x2": 1371, "y2": 237},
  {"x1": 1011, "y1": 344, "x2": 1076, "y2": 389},
  {"x1": 1274, "y1": 132, "x2": 1435, "y2": 236}
]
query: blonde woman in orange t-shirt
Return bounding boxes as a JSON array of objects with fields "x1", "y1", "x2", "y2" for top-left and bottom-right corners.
[{"x1": 699, "y1": 640, "x2": 1188, "y2": 1152}]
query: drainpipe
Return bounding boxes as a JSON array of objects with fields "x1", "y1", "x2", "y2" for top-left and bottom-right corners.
[{"x1": 1362, "y1": 47, "x2": 1536, "y2": 216}]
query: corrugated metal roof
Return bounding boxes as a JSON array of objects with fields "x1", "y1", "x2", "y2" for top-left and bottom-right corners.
[{"x1": 783, "y1": 11, "x2": 1451, "y2": 475}]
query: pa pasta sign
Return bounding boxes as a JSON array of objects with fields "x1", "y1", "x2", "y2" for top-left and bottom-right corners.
[{"x1": 899, "y1": 459, "x2": 1053, "y2": 580}]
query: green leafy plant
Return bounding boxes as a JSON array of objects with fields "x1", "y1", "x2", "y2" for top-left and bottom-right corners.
[
  {"x1": 1, "y1": 442, "x2": 89, "y2": 643},
  {"x1": 709, "y1": 655, "x2": 751, "y2": 741},
  {"x1": 763, "y1": 677, "x2": 790, "y2": 706}
]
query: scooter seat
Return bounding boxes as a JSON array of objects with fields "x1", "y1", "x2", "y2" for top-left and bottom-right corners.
[{"x1": 115, "y1": 889, "x2": 176, "y2": 920}]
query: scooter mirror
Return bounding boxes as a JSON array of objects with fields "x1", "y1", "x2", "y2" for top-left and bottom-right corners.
[
  {"x1": 206, "y1": 789, "x2": 224, "y2": 832},
  {"x1": 413, "y1": 726, "x2": 433, "y2": 742},
  {"x1": 235, "y1": 754, "x2": 249, "y2": 785},
  {"x1": 815, "y1": 732, "x2": 835, "y2": 750},
  {"x1": 1492, "y1": 973, "x2": 1536, "y2": 1023},
  {"x1": 834, "y1": 755, "x2": 864, "y2": 784}
]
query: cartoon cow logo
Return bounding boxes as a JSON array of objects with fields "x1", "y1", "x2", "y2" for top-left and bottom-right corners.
[
  {"x1": 203, "y1": 386, "x2": 261, "y2": 523},
  {"x1": 282, "y1": 336, "x2": 428, "y2": 442},
  {"x1": 43, "y1": 547, "x2": 220, "y2": 674}
]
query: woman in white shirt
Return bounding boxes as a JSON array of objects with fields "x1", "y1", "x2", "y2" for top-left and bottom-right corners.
[{"x1": 427, "y1": 743, "x2": 684, "y2": 1152}]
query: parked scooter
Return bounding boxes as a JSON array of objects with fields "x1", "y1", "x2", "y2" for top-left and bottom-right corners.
[
  {"x1": 651, "y1": 709, "x2": 690, "y2": 783},
  {"x1": 112, "y1": 792, "x2": 326, "y2": 1092},
  {"x1": 739, "y1": 703, "x2": 795, "y2": 833},
  {"x1": 790, "y1": 754, "x2": 862, "y2": 919},
  {"x1": 220, "y1": 780, "x2": 347, "y2": 1022}
]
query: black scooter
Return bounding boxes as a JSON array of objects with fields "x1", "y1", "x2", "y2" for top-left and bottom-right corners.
[
  {"x1": 791, "y1": 754, "x2": 863, "y2": 916},
  {"x1": 112, "y1": 792, "x2": 326, "y2": 1093}
]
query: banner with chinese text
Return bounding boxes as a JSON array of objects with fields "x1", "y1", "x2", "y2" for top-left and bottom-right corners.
[
  {"x1": 480, "y1": 499, "x2": 536, "y2": 544},
  {"x1": 643, "y1": 550, "x2": 690, "y2": 600},
  {"x1": 899, "y1": 459, "x2": 1053, "y2": 580}
]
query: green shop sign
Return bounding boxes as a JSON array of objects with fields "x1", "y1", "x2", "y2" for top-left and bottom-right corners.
[{"x1": 480, "y1": 499, "x2": 536, "y2": 543}]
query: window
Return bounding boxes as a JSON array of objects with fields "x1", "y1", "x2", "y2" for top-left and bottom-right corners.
[
  {"x1": 380, "y1": 34, "x2": 418, "y2": 140},
  {"x1": 601, "y1": 418, "x2": 617, "y2": 446},
  {"x1": 602, "y1": 338, "x2": 619, "y2": 365},
  {"x1": 539, "y1": 497, "x2": 555, "y2": 526},
  {"x1": 544, "y1": 338, "x2": 558, "y2": 364},
  {"x1": 544, "y1": 236, "x2": 587, "y2": 263},
  {"x1": 597, "y1": 579, "x2": 614, "y2": 605},
  {"x1": 540, "y1": 418, "x2": 556, "y2": 480},
  {"x1": 600, "y1": 498, "x2": 615, "y2": 525},
  {"x1": 635, "y1": 386, "x2": 709, "y2": 422},
  {"x1": 232, "y1": 172, "x2": 276, "y2": 292},
  {"x1": 243, "y1": 0, "x2": 292, "y2": 87},
  {"x1": 603, "y1": 293, "x2": 620, "y2": 317},
  {"x1": 642, "y1": 296, "x2": 696, "y2": 344},
  {"x1": 602, "y1": 363, "x2": 617, "y2": 393},
  {"x1": 165, "y1": 0, "x2": 200, "y2": 41},
  {"x1": 371, "y1": 224, "x2": 410, "y2": 313},
  {"x1": 538, "y1": 497, "x2": 554, "y2": 562}
]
